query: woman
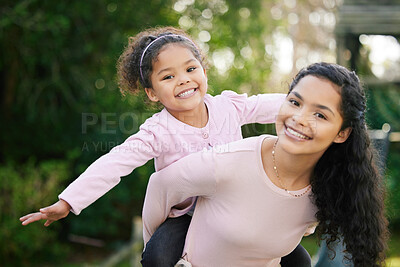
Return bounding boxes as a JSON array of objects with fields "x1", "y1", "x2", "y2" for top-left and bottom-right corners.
[{"x1": 142, "y1": 62, "x2": 388, "y2": 266}]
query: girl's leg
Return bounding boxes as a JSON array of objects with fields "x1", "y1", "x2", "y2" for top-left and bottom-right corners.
[
  {"x1": 141, "y1": 214, "x2": 192, "y2": 267},
  {"x1": 280, "y1": 244, "x2": 311, "y2": 267}
]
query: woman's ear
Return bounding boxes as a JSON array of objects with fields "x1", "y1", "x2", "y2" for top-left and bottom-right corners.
[
  {"x1": 334, "y1": 127, "x2": 352, "y2": 143},
  {"x1": 145, "y1": 88, "x2": 159, "y2": 102}
]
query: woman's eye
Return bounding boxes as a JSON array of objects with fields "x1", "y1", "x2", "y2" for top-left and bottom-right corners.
[
  {"x1": 162, "y1": 75, "x2": 173, "y2": 80},
  {"x1": 187, "y1": 67, "x2": 196, "y2": 72},
  {"x1": 289, "y1": 99, "x2": 300, "y2": 106},
  {"x1": 315, "y1": 113, "x2": 327, "y2": 120}
]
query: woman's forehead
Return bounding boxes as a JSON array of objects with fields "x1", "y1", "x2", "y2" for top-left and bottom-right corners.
[{"x1": 291, "y1": 75, "x2": 342, "y2": 112}]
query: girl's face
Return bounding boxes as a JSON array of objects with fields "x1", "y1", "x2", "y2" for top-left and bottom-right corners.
[
  {"x1": 145, "y1": 44, "x2": 207, "y2": 118},
  {"x1": 275, "y1": 75, "x2": 351, "y2": 157}
]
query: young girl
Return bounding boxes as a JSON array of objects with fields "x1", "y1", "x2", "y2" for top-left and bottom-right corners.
[
  {"x1": 19, "y1": 27, "x2": 310, "y2": 266},
  {"x1": 142, "y1": 62, "x2": 388, "y2": 266}
]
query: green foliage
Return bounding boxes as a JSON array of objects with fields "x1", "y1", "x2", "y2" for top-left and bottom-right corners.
[
  {"x1": 386, "y1": 143, "x2": 400, "y2": 227},
  {"x1": 177, "y1": 0, "x2": 280, "y2": 95},
  {"x1": 0, "y1": 159, "x2": 71, "y2": 266},
  {"x1": 0, "y1": 0, "x2": 179, "y2": 263},
  {"x1": 366, "y1": 85, "x2": 400, "y2": 130},
  {"x1": 365, "y1": 84, "x2": 400, "y2": 227},
  {"x1": 0, "y1": 0, "x2": 179, "y2": 162}
]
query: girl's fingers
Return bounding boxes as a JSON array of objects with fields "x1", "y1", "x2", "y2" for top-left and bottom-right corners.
[
  {"x1": 40, "y1": 206, "x2": 52, "y2": 213},
  {"x1": 20, "y1": 202, "x2": 67, "y2": 226},
  {"x1": 20, "y1": 213, "x2": 39, "y2": 223},
  {"x1": 19, "y1": 213, "x2": 34, "y2": 221},
  {"x1": 20, "y1": 212, "x2": 46, "y2": 225},
  {"x1": 44, "y1": 220, "x2": 53, "y2": 227}
]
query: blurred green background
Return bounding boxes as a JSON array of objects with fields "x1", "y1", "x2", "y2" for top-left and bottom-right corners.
[{"x1": 1, "y1": 0, "x2": 399, "y2": 266}]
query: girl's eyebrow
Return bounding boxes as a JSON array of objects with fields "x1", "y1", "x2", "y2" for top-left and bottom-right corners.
[
  {"x1": 156, "y1": 59, "x2": 197, "y2": 76},
  {"x1": 291, "y1": 91, "x2": 335, "y2": 117}
]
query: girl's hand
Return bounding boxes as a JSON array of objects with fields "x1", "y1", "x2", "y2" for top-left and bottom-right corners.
[{"x1": 19, "y1": 199, "x2": 71, "y2": 227}]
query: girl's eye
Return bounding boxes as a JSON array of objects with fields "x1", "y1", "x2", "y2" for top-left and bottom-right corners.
[
  {"x1": 187, "y1": 67, "x2": 196, "y2": 72},
  {"x1": 315, "y1": 113, "x2": 327, "y2": 120},
  {"x1": 289, "y1": 99, "x2": 300, "y2": 106},
  {"x1": 162, "y1": 75, "x2": 174, "y2": 80}
]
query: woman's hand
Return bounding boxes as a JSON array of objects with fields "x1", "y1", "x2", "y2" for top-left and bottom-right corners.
[{"x1": 20, "y1": 199, "x2": 71, "y2": 227}]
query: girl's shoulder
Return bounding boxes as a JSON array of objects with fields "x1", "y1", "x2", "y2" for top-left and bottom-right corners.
[
  {"x1": 205, "y1": 90, "x2": 248, "y2": 112},
  {"x1": 207, "y1": 90, "x2": 247, "y2": 102},
  {"x1": 138, "y1": 109, "x2": 171, "y2": 131}
]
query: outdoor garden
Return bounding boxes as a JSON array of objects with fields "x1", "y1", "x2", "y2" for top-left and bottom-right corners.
[{"x1": 1, "y1": 0, "x2": 400, "y2": 266}]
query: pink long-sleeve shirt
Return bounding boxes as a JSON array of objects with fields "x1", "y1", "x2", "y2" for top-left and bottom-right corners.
[
  {"x1": 143, "y1": 135, "x2": 318, "y2": 267},
  {"x1": 59, "y1": 91, "x2": 285, "y2": 216}
]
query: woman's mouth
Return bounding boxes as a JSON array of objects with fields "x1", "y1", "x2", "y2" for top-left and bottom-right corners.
[
  {"x1": 286, "y1": 126, "x2": 312, "y2": 140},
  {"x1": 176, "y1": 88, "x2": 197, "y2": 98}
]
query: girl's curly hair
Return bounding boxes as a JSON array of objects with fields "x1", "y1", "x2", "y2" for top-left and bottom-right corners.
[
  {"x1": 289, "y1": 62, "x2": 389, "y2": 266},
  {"x1": 116, "y1": 26, "x2": 206, "y2": 96}
]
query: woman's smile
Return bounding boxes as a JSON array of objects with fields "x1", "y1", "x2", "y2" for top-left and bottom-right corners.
[{"x1": 285, "y1": 125, "x2": 312, "y2": 140}]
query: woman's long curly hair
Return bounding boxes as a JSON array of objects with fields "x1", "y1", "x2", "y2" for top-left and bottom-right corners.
[
  {"x1": 289, "y1": 62, "x2": 389, "y2": 266},
  {"x1": 116, "y1": 26, "x2": 206, "y2": 96}
]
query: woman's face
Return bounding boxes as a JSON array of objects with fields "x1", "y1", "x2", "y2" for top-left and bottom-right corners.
[{"x1": 275, "y1": 75, "x2": 351, "y2": 157}]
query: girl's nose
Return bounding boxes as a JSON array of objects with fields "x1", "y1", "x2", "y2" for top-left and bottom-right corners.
[
  {"x1": 179, "y1": 79, "x2": 190, "y2": 85},
  {"x1": 178, "y1": 74, "x2": 190, "y2": 85}
]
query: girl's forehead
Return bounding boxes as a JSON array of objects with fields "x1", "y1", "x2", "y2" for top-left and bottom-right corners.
[
  {"x1": 155, "y1": 43, "x2": 197, "y2": 62},
  {"x1": 158, "y1": 43, "x2": 193, "y2": 55}
]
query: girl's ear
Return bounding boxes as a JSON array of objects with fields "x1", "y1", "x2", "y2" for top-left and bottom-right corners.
[
  {"x1": 334, "y1": 127, "x2": 352, "y2": 143},
  {"x1": 145, "y1": 88, "x2": 159, "y2": 102}
]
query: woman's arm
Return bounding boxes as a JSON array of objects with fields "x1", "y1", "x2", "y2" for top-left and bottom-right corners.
[{"x1": 142, "y1": 148, "x2": 217, "y2": 244}]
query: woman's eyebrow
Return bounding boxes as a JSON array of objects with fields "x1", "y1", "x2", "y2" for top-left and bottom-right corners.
[
  {"x1": 291, "y1": 91, "x2": 335, "y2": 116},
  {"x1": 314, "y1": 104, "x2": 335, "y2": 116},
  {"x1": 291, "y1": 91, "x2": 303, "y2": 100}
]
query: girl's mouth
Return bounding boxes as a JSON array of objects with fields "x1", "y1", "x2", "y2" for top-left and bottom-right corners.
[
  {"x1": 176, "y1": 88, "x2": 197, "y2": 98},
  {"x1": 285, "y1": 126, "x2": 312, "y2": 140}
]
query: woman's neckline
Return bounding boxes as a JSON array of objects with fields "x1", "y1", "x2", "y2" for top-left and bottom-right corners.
[{"x1": 257, "y1": 136, "x2": 312, "y2": 198}]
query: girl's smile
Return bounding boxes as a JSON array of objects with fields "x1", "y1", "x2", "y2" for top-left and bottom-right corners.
[{"x1": 176, "y1": 88, "x2": 197, "y2": 98}]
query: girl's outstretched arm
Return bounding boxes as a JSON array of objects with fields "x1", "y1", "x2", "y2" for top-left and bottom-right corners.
[{"x1": 20, "y1": 199, "x2": 71, "y2": 226}]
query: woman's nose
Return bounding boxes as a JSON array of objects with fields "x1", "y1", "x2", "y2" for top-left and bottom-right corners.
[{"x1": 292, "y1": 112, "x2": 315, "y2": 128}]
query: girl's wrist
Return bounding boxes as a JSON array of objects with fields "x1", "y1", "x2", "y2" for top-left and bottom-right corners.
[{"x1": 59, "y1": 199, "x2": 72, "y2": 211}]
